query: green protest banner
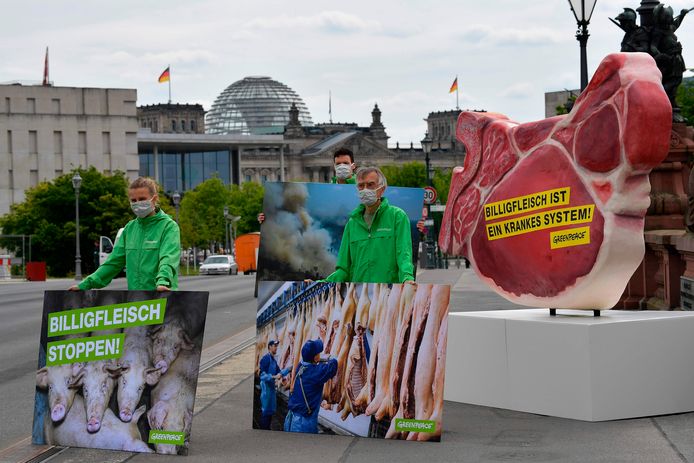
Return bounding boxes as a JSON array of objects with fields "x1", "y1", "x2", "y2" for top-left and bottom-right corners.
[
  {"x1": 47, "y1": 298, "x2": 166, "y2": 337},
  {"x1": 46, "y1": 333, "x2": 125, "y2": 366}
]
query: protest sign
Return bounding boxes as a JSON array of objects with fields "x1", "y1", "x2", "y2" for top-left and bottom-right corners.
[
  {"x1": 32, "y1": 290, "x2": 208, "y2": 455},
  {"x1": 258, "y1": 182, "x2": 424, "y2": 281},
  {"x1": 253, "y1": 281, "x2": 449, "y2": 441}
]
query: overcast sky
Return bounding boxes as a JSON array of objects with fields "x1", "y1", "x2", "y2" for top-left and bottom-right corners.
[{"x1": 3, "y1": 0, "x2": 694, "y2": 146}]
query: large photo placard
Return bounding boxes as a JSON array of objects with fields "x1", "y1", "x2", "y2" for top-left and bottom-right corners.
[
  {"x1": 258, "y1": 182, "x2": 424, "y2": 281},
  {"x1": 32, "y1": 290, "x2": 208, "y2": 455},
  {"x1": 253, "y1": 281, "x2": 449, "y2": 441}
]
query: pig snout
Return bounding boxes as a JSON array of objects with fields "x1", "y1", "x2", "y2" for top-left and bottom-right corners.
[
  {"x1": 119, "y1": 408, "x2": 133, "y2": 422},
  {"x1": 154, "y1": 359, "x2": 168, "y2": 374},
  {"x1": 87, "y1": 417, "x2": 102, "y2": 433},
  {"x1": 51, "y1": 404, "x2": 66, "y2": 422}
]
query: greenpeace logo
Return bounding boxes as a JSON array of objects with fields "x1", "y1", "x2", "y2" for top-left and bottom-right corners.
[
  {"x1": 148, "y1": 430, "x2": 185, "y2": 445},
  {"x1": 394, "y1": 418, "x2": 436, "y2": 433},
  {"x1": 145, "y1": 240, "x2": 158, "y2": 245},
  {"x1": 376, "y1": 228, "x2": 392, "y2": 232}
]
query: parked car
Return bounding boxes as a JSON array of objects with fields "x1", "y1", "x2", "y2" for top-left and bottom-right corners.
[{"x1": 199, "y1": 255, "x2": 238, "y2": 275}]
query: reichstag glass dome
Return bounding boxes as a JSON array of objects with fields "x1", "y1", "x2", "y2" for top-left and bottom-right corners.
[{"x1": 205, "y1": 76, "x2": 313, "y2": 135}]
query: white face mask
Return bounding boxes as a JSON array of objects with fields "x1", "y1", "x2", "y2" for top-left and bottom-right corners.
[
  {"x1": 335, "y1": 164, "x2": 352, "y2": 180},
  {"x1": 358, "y1": 186, "x2": 383, "y2": 206},
  {"x1": 131, "y1": 199, "x2": 154, "y2": 218}
]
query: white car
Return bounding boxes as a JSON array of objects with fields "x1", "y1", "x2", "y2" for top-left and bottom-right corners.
[{"x1": 199, "y1": 255, "x2": 238, "y2": 275}]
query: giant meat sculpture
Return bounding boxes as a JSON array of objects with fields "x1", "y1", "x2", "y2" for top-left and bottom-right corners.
[{"x1": 439, "y1": 53, "x2": 672, "y2": 310}]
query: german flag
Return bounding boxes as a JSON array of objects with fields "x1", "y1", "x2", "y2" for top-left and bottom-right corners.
[
  {"x1": 449, "y1": 77, "x2": 458, "y2": 94},
  {"x1": 158, "y1": 67, "x2": 170, "y2": 83}
]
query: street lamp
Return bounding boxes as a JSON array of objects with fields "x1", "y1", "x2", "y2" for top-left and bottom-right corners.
[
  {"x1": 223, "y1": 206, "x2": 230, "y2": 254},
  {"x1": 229, "y1": 215, "x2": 240, "y2": 257},
  {"x1": 421, "y1": 132, "x2": 433, "y2": 187},
  {"x1": 568, "y1": 0, "x2": 597, "y2": 92},
  {"x1": 72, "y1": 172, "x2": 82, "y2": 280},
  {"x1": 223, "y1": 205, "x2": 241, "y2": 256},
  {"x1": 420, "y1": 132, "x2": 435, "y2": 269},
  {"x1": 172, "y1": 191, "x2": 181, "y2": 223}
]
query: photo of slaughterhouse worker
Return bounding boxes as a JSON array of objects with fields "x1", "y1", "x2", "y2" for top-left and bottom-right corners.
[
  {"x1": 253, "y1": 281, "x2": 449, "y2": 441},
  {"x1": 32, "y1": 290, "x2": 208, "y2": 455},
  {"x1": 257, "y1": 182, "x2": 424, "y2": 282}
]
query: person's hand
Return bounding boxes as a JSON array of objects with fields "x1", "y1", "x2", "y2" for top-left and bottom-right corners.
[
  {"x1": 404, "y1": 280, "x2": 416, "y2": 286},
  {"x1": 156, "y1": 285, "x2": 171, "y2": 292},
  {"x1": 68, "y1": 285, "x2": 80, "y2": 291},
  {"x1": 257, "y1": 212, "x2": 265, "y2": 224},
  {"x1": 416, "y1": 218, "x2": 425, "y2": 233}
]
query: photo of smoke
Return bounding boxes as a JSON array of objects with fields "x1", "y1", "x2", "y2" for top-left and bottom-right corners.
[
  {"x1": 32, "y1": 290, "x2": 208, "y2": 455},
  {"x1": 253, "y1": 281, "x2": 449, "y2": 441},
  {"x1": 258, "y1": 182, "x2": 424, "y2": 281}
]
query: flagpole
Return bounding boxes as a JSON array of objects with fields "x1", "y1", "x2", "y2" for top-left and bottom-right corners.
[
  {"x1": 456, "y1": 74, "x2": 459, "y2": 110},
  {"x1": 43, "y1": 47, "x2": 49, "y2": 86},
  {"x1": 168, "y1": 64, "x2": 171, "y2": 104}
]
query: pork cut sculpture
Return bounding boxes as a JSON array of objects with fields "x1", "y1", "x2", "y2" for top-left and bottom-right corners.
[{"x1": 439, "y1": 53, "x2": 673, "y2": 309}]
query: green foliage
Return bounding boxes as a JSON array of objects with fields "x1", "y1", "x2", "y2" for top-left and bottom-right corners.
[
  {"x1": 676, "y1": 77, "x2": 694, "y2": 124},
  {"x1": 228, "y1": 182, "x2": 265, "y2": 235},
  {"x1": 382, "y1": 162, "x2": 427, "y2": 188},
  {"x1": 0, "y1": 167, "x2": 131, "y2": 277},
  {"x1": 178, "y1": 179, "x2": 264, "y2": 249},
  {"x1": 556, "y1": 94, "x2": 577, "y2": 116},
  {"x1": 381, "y1": 161, "x2": 453, "y2": 203},
  {"x1": 432, "y1": 168, "x2": 452, "y2": 204},
  {"x1": 178, "y1": 177, "x2": 228, "y2": 248}
]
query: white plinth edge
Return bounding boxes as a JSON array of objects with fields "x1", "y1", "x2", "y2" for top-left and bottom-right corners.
[{"x1": 443, "y1": 309, "x2": 694, "y2": 421}]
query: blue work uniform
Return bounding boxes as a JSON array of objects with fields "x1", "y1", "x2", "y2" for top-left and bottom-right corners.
[
  {"x1": 259, "y1": 352, "x2": 290, "y2": 419},
  {"x1": 284, "y1": 358, "x2": 338, "y2": 433}
]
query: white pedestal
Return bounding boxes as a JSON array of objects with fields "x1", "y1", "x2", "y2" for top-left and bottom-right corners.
[{"x1": 444, "y1": 309, "x2": 694, "y2": 421}]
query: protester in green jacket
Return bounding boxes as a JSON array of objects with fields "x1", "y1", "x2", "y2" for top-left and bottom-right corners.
[
  {"x1": 325, "y1": 167, "x2": 414, "y2": 284},
  {"x1": 330, "y1": 148, "x2": 357, "y2": 184},
  {"x1": 70, "y1": 177, "x2": 180, "y2": 292}
]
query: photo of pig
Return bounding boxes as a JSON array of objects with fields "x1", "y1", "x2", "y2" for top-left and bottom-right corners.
[
  {"x1": 253, "y1": 281, "x2": 449, "y2": 441},
  {"x1": 32, "y1": 290, "x2": 208, "y2": 455},
  {"x1": 258, "y1": 182, "x2": 424, "y2": 282}
]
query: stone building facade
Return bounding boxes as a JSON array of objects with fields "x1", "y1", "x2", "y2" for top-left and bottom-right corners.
[
  {"x1": 137, "y1": 103, "x2": 205, "y2": 134},
  {"x1": 239, "y1": 104, "x2": 467, "y2": 184},
  {"x1": 0, "y1": 84, "x2": 139, "y2": 215}
]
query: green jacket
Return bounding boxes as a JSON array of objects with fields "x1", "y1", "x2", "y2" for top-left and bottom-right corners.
[
  {"x1": 330, "y1": 176, "x2": 356, "y2": 184},
  {"x1": 326, "y1": 197, "x2": 414, "y2": 283},
  {"x1": 78, "y1": 210, "x2": 180, "y2": 291}
]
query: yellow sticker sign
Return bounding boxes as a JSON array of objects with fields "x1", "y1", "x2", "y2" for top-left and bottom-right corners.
[
  {"x1": 486, "y1": 205, "x2": 595, "y2": 241},
  {"x1": 550, "y1": 227, "x2": 591, "y2": 249},
  {"x1": 484, "y1": 187, "x2": 571, "y2": 221}
]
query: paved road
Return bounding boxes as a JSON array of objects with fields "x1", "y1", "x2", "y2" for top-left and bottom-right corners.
[{"x1": 0, "y1": 274, "x2": 258, "y2": 450}]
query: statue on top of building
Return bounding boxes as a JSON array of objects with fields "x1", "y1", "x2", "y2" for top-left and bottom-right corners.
[{"x1": 611, "y1": 1, "x2": 693, "y2": 122}]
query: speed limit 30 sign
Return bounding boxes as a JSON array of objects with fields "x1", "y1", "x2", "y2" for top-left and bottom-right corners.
[{"x1": 423, "y1": 186, "x2": 438, "y2": 205}]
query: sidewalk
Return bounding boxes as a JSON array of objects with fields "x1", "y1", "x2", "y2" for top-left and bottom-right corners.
[{"x1": 21, "y1": 269, "x2": 694, "y2": 463}]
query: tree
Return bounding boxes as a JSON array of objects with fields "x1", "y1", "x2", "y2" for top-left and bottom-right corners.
[
  {"x1": 382, "y1": 162, "x2": 427, "y2": 188},
  {"x1": 676, "y1": 77, "x2": 694, "y2": 123},
  {"x1": 381, "y1": 161, "x2": 453, "y2": 203},
  {"x1": 227, "y1": 182, "x2": 264, "y2": 235},
  {"x1": 432, "y1": 168, "x2": 452, "y2": 204},
  {"x1": 0, "y1": 167, "x2": 132, "y2": 277},
  {"x1": 178, "y1": 177, "x2": 230, "y2": 251}
]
